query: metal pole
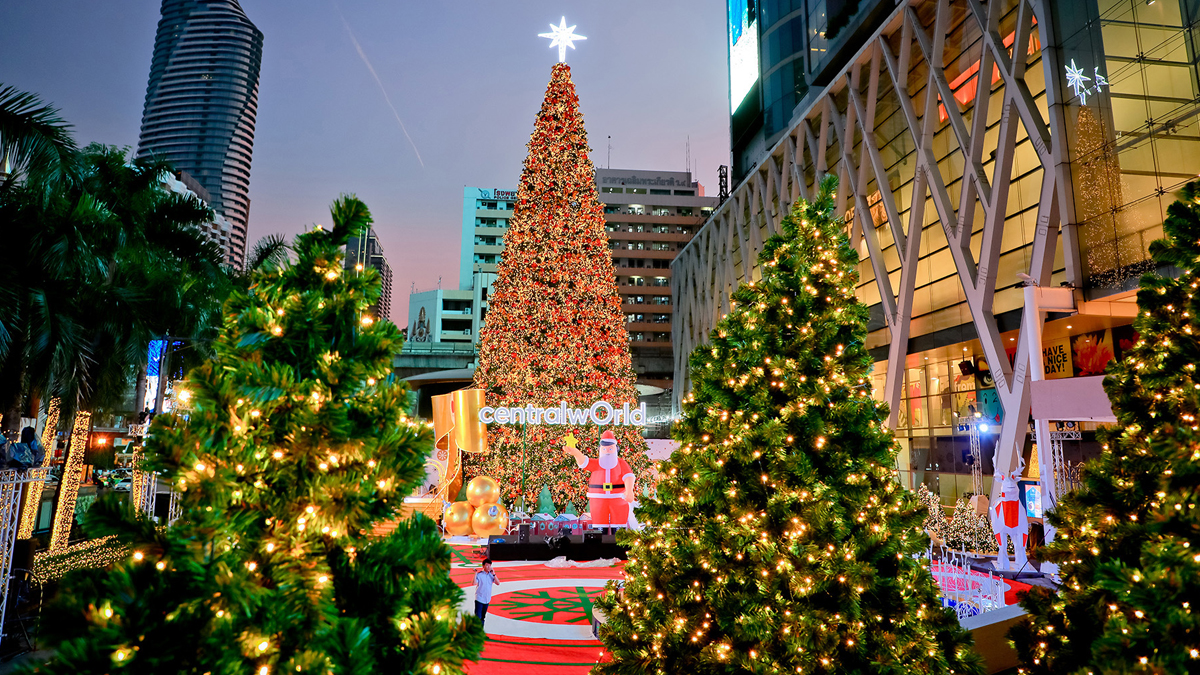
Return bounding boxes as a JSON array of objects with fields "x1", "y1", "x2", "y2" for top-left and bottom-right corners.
[{"x1": 519, "y1": 423, "x2": 527, "y2": 512}]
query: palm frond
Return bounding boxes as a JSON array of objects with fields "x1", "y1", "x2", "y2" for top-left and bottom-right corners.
[
  {"x1": 246, "y1": 233, "x2": 291, "y2": 272},
  {"x1": 0, "y1": 84, "x2": 79, "y2": 189}
]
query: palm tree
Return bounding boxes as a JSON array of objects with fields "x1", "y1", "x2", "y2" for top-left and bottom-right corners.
[
  {"x1": 0, "y1": 84, "x2": 78, "y2": 192},
  {"x1": 0, "y1": 144, "x2": 226, "y2": 435},
  {"x1": 0, "y1": 85, "x2": 80, "y2": 395}
]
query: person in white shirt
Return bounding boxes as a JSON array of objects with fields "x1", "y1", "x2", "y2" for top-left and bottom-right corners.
[{"x1": 474, "y1": 558, "x2": 500, "y2": 625}]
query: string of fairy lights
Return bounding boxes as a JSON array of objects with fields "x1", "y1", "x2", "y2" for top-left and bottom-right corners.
[
  {"x1": 49, "y1": 411, "x2": 91, "y2": 553},
  {"x1": 596, "y1": 181, "x2": 977, "y2": 674},
  {"x1": 17, "y1": 397, "x2": 60, "y2": 539}
]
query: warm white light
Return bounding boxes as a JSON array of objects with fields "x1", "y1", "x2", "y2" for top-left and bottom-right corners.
[{"x1": 539, "y1": 17, "x2": 586, "y2": 63}]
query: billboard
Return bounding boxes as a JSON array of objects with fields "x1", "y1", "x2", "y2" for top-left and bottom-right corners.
[{"x1": 728, "y1": 0, "x2": 759, "y2": 113}]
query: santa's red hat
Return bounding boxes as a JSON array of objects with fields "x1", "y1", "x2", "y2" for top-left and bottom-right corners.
[{"x1": 600, "y1": 430, "x2": 618, "y2": 446}]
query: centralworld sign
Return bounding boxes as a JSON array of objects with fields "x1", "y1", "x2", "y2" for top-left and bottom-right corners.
[{"x1": 479, "y1": 401, "x2": 647, "y2": 426}]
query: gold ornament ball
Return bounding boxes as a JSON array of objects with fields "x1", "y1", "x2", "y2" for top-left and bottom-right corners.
[
  {"x1": 472, "y1": 502, "x2": 510, "y2": 537},
  {"x1": 443, "y1": 501, "x2": 475, "y2": 536},
  {"x1": 466, "y1": 476, "x2": 501, "y2": 507}
]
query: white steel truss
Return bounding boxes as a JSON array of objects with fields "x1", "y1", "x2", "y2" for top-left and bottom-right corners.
[
  {"x1": 673, "y1": 0, "x2": 1083, "y2": 481},
  {"x1": 0, "y1": 467, "x2": 51, "y2": 648}
]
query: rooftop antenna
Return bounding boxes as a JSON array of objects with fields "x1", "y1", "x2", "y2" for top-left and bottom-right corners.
[
  {"x1": 410, "y1": 281, "x2": 416, "y2": 294},
  {"x1": 607, "y1": 135, "x2": 612, "y2": 169},
  {"x1": 437, "y1": 276, "x2": 442, "y2": 290},
  {"x1": 685, "y1": 136, "x2": 691, "y2": 177}
]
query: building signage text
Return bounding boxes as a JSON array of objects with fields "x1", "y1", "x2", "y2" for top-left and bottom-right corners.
[
  {"x1": 479, "y1": 401, "x2": 647, "y2": 426},
  {"x1": 477, "y1": 188, "x2": 518, "y2": 201}
]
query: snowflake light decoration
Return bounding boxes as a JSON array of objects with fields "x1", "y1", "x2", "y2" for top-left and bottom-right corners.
[
  {"x1": 1066, "y1": 59, "x2": 1091, "y2": 104},
  {"x1": 1065, "y1": 59, "x2": 1110, "y2": 105}
]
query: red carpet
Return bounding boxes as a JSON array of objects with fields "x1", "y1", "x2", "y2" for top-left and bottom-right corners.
[
  {"x1": 467, "y1": 637, "x2": 609, "y2": 674},
  {"x1": 449, "y1": 541, "x2": 622, "y2": 674}
]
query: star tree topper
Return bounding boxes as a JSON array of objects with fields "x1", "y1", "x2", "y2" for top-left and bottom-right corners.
[{"x1": 539, "y1": 16, "x2": 586, "y2": 63}]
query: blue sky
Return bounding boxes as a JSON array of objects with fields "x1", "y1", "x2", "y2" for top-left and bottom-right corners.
[{"x1": 1, "y1": 1, "x2": 730, "y2": 322}]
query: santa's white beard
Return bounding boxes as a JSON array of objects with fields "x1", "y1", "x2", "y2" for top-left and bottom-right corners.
[{"x1": 598, "y1": 451, "x2": 618, "y2": 470}]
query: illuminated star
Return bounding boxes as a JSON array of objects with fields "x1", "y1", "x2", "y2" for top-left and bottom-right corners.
[
  {"x1": 563, "y1": 433, "x2": 579, "y2": 449},
  {"x1": 1065, "y1": 59, "x2": 1091, "y2": 104},
  {"x1": 1093, "y1": 66, "x2": 1109, "y2": 91},
  {"x1": 539, "y1": 17, "x2": 586, "y2": 63}
]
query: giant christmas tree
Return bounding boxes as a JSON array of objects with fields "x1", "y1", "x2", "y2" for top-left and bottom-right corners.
[
  {"x1": 470, "y1": 63, "x2": 650, "y2": 509},
  {"x1": 1010, "y1": 182, "x2": 1200, "y2": 672},
  {"x1": 32, "y1": 197, "x2": 483, "y2": 673},
  {"x1": 594, "y1": 178, "x2": 983, "y2": 674}
]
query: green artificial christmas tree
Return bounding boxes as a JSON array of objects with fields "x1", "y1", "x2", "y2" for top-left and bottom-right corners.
[
  {"x1": 943, "y1": 498, "x2": 996, "y2": 554},
  {"x1": 1011, "y1": 182, "x2": 1200, "y2": 673},
  {"x1": 917, "y1": 484, "x2": 949, "y2": 546},
  {"x1": 31, "y1": 197, "x2": 483, "y2": 673},
  {"x1": 595, "y1": 178, "x2": 983, "y2": 675}
]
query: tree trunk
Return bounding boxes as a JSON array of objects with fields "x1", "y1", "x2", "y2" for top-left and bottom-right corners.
[
  {"x1": 134, "y1": 361, "x2": 148, "y2": 415},
  {"x1": 48, "y1": 410, "x2": 90, "y2": 552}
]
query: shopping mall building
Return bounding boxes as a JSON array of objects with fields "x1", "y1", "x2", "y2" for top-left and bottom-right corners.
[{"x1": 677, "y1": 0, "x2": 1199, "y2": 514}]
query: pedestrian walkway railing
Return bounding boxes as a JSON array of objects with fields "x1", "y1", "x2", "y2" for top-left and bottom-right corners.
[{"x1": 919, "y1": 545, "x2": 1007, "y2": 620}]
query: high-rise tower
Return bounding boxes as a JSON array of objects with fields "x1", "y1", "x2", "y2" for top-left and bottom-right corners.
[
  {"x1": 136, "y1": 0, "x2": 263, "y2": 267},
  {"x1": 344, "y1": 229, "x2": 395, "y2": 324}
]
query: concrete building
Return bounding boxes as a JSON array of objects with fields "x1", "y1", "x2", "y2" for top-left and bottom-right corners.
[
  {"x1": 407, "y1": 270, "x2": 494, "y2": 346},
  {"x1": 459, "y1": 188, "x2": 518, "y2": 289},
  {"x1": 597, "y1": 169, "x2": 718, "y2": 390},
  {"x1": 436, "y1": 171, "x2": 717, "y2": 391},
  {"x1": 158, "y1": 169, "x2": 233, "y2": 254},
  {"x1": 679, "y1": 0, "x2": 1192, "y2": 520},
  {"x1": 345, "y1": 229, "x2": 395, "y2": 324},
  {"x1": 135, "y1": 0, "x2": 263, "y2": 267}
]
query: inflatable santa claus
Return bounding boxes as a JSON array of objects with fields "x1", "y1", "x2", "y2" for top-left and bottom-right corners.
[{"x1": 563, "y1": 430, "x2": 636, "y2": 531}]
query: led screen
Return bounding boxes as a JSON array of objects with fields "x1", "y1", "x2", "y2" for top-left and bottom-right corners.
[{"x1": 728, "y1": 0, "x2": 759, "y2": 113}]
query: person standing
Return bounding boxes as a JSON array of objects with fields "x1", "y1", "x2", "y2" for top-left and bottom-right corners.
[
  {"x1": 6, "y1": 427, "x2": 44, "y2": 468},
  {"x1": 474, "y1": 558, "x2": 499, "y2": 626}
]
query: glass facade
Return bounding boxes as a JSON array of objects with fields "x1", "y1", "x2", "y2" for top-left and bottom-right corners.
[
  {"x1": 838, "y1": 1, "x2": 1059, "y2": 355},
  {"x1": 1056, "y1": 0, "x2": 1200, "y2": 288},
  {"x1": 688, "y1": 2, "x2": 1200, "y2": 506},
  {"x1": 841, "y1": 0, "x2": 1200, "y2": 504}
]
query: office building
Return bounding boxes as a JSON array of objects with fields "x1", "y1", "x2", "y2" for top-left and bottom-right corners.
[
  {"x1": 346, "y1": 229, "x2": 395, "y2": 324},
  {"x1": 459, "y1": 188, "x2": 518, "y2": 289},
  {"x1": 729, "y1": 0, "x2": 894, "y2": 182},
  {"x1": 680, "y1": 0, "x2": 1189, "y2": 516},
  {"x1": 408, "y1": 270, "x2": 494, "y2": 346},
  {"x1": 135, "y1": 0, "x2": 264, "y2": 267},
  {"x1": 597, "y1": 169, "x2": 718, "y2": 390},
  {"x1": 416, "y1": 172, "x2": 716, "y2": 391}
]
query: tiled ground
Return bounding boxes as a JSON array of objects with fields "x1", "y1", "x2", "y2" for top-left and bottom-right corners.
[{"x1": 448, "y1": 539, "x2": 621, "y2": 674}]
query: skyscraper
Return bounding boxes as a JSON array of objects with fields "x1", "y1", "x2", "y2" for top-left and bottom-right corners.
[
  {"x1": 345, "y1": 229, "x2": 395, "y2": 324},
  {"x1": 136, "y1": 0, "x2": 263, "y2": 267}
]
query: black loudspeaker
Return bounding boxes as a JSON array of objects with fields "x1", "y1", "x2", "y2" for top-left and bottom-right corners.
[
  {"x1": 12, "y1": 539, "x2": 35, "y2": 572},
  {"x1": 518, "y1": 523, "x2": 531, "y2": 544},
  {"x1": 584, "y1": 531, "x2": 602, "y2": 544}
]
